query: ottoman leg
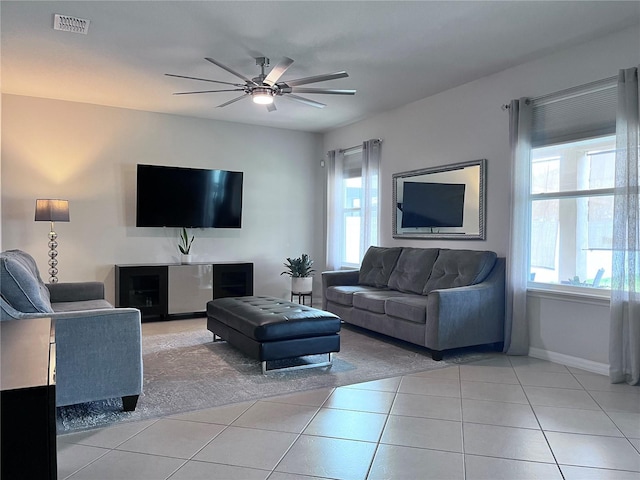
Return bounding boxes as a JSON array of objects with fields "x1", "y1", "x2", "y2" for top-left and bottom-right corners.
[{"x1": 261, "y1": 352, "x2": 334, "y2": 374}]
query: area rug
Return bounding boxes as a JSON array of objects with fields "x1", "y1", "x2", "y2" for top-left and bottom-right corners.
[{"x1": 57, "y1": 323, "x2": 496, "y2": 434}]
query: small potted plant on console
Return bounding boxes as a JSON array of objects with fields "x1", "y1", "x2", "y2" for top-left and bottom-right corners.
[
  {"x1": 178, "y1": 227, "x2": 194, "y2": 264},
  {"x1": 281, "y1": 253, "x2": 315, "y2": 295}
]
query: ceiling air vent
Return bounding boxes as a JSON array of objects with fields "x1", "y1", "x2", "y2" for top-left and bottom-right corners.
[{"x1": 53, "y1": 14, "x2": 90, "y2": 34}]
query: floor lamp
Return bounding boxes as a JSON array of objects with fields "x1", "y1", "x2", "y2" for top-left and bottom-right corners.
[{"x1": 35, "y1": 199, "x2": 70, "y2": 284}]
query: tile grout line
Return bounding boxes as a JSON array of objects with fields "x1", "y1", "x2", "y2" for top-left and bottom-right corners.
[
  {"x1": 509, "y1": 356, "x2": 567, "y2": 480},
  {"x1": 457, "y1": 366, "x2": 468, "y2": 480},
  {"x1": 61, "y1": 417, "x2": 163, "y2": 479},
  {"x1": 152, "y1": 401, "x2": 255, "y2": 477},
  {"x1": 363, "y1": 374, "x2": 404, "y2": 479},
  {"x1": 61, "y1": 446, "x2": 111, "y2": 480},
  {"x1": 268, "y1": 386, "x2": 337, "y2": 478},
  {"x1": 566, "y1": 363, "x2": 640, "y2": 452}
]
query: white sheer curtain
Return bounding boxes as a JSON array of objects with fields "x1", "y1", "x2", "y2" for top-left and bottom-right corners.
[
  {"x1": 360, "y1": 139, "x2": 381, "y2": 261},
  {"x1": 326, "y1": 149, "x2": 344, "y2": 270},
  {"x1": 609, "y1": 66, "x2": 640, "y2": 386},
  {"x1": 506, "y1": 98, "x2": 533, "y2": 355}
]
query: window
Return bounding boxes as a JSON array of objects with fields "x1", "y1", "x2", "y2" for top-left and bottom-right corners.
[
  {"x1": 327, "y1": 140, "x2": 381, "y2": 270},
  {"x1": 340, "y1": 149, "x2": 378, "y2": 268},
  {"x1": 344, "y1": 176, "x2": 363, "y2": 265},
  {"x1": 530, "y1": 135, "x2": 615, "y2": 289},
  {"x1": 525, "y1": 77, "x2": 617, "y2": 292}
]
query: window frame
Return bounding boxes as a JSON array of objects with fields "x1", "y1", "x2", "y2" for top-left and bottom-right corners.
[{"x1": 528, "y1": 134, "x2": 616, "y2": 297}]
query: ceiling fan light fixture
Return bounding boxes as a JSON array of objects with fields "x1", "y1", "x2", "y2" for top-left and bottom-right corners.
[
  {"x1": 168, "y1": 56, "x2": 355, "y2": 110},
  {"x1": 252, "y1": 88, "x2": 274, "y2": 105}
]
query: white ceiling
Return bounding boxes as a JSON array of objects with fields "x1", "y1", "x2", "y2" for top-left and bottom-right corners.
[{"x1": 2, "y1": 1, "x2": 638, "y2": 133}]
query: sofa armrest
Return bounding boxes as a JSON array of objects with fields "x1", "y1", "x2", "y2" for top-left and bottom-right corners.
[
  {"x1": 425, "y1": 258, "x2": 506, "y2": 351},
  {"x1": 47, "y1": 282, "x2": 105, "y2": 303},
  {"x1": 1, "y1": 296, "x2": 32, "y2": 320},
  {"x1": 322, "y1": 270, "x2": 359, "y2": 309},
  {"x1": 322, "y1": 270, "x2": 360, "y2": 287},
  {"x1": 53, "y1": 307, "x2": 143, "y2": 407}
]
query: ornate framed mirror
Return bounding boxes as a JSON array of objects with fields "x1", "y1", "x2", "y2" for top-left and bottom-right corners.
[{"x1": 392, "y1": 158, "x2": 486, "y2": 240}]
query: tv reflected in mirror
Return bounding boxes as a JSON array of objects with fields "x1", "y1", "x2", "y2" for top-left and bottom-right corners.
[
  {"x1": 401, "y1": 182, "x2": 466, "y2": 228},
  {"x1": 136, "y1": 164, "x2": 243, "y2": 228},
  {"x1": 393, "y1": 159, "x2": 486, "y2": 240}
]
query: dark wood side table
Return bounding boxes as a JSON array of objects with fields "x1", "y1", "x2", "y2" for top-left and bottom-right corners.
[{"x1": 1, "y1": 317, "x2": 57, "y2": 480}]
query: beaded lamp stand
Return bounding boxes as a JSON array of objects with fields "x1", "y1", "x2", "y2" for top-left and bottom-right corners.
[
  {"x1": 35, "y1": 199, "x2": 69, "y2": 284},
  {"x1": 47, "y1": 222, "x2": 59, "y2": 283}
]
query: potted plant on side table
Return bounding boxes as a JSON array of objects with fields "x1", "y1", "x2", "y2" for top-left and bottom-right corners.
[
  {"x1": 178, "y1": 227, "x2": 194, "y2": 264},
  {"x1": 281, "y1": 254, "x2": 315, "y2": 299}
]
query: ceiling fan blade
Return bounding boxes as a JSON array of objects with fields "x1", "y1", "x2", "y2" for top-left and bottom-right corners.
[
  {"x1": 217, "y1": 94, "x2": 249, "y2": 108},
  {"x1": 266, "y1": 102, "x2": 277, "y2": 112},
  {"x1": 263, "y1": 57, "x2": 294, "y2": 86},
  {"x1": 284, "y1": 71, "x2": 349, "y2": 87},
  {"x1": 291, "y1": 87, "x2": 356, "y2": 95},
  {"x1": 285, "y1": 94, "x2": 326, "y2": 109},
  {"x1": 173, "y1": 89, "x2": 245, "y2": 95},
  {"x1": 205, "y1": 58, "x2": 258, "y2": 86},
  {"x1": 165, "y1": 73, "x2": 243, "y2": 87}
]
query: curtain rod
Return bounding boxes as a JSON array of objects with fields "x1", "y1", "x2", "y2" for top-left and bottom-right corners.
[
  {"x1": 337, "y1": 138, "x2": 383, "y2": 154},
  {"x1": 501, "y1": 74, "x2": 617, "y2": 111}
]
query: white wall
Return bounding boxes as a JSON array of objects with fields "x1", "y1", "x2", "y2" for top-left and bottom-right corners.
[
  {"x1": 527, "y1": 292, "x2": 611, "y2": 373},
  {"x1": 1, "y1": 95, "x2": 324, "y2": 304},
  {"x1": 323, "y1": 26, "x2": 640, "y2": 369}
]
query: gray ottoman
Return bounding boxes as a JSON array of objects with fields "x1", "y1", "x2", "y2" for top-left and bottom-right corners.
[{"x1": 207, "y1": 295, "x2": 341, "y2": 373}]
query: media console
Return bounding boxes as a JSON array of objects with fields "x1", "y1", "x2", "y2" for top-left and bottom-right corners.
[{"x1": 116, "y1": 262, "x2": 253, "y2": 322}]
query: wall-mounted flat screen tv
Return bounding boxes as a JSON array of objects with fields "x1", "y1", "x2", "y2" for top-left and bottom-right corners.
[
  {"x1": 136, "y1": 164, "x2": 243, "y2": 228},
  {"x1": 401, "y1": 182, "x2": 465, "y2": 228}
]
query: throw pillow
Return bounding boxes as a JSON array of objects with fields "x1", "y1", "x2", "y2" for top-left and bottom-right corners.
[{"x1": 0, "y1": 249, "x2": 53, "y2": 313}]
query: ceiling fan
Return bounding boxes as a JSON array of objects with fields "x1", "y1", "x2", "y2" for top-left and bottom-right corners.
[{"x1": 166, "y1": 56, "x2": 356, "y2": 111}]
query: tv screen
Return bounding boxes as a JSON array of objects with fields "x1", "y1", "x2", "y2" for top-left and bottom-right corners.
[
  {"x1": 136, "y1": 164, "x2": 243, "y2": 228},
  {"x1": 401, "y1": 182, "x2": 465, "y2": 228}
]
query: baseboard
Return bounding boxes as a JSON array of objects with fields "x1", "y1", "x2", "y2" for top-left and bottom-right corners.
[{"x1": 528, "y1": 347, "x2": 609, "y2": 376}]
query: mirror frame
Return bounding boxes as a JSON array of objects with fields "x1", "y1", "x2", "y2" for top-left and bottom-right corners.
[{"x1": 392, "y1": 158, "x2": 487, "y2": 240}]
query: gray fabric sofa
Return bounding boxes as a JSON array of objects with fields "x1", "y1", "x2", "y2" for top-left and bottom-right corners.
[
  {"x1": 322, "y1": 246, "x2": 505, "y2": 360},
  {"x1": 0, "y1": 249, "x2": 143, "y2": 411}
]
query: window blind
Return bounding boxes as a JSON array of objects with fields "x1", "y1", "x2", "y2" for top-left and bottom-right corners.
[
  {"x1": 531, "y1": 76, "x2": 617, "y2": 147},
  {"x1": 343, "y1": 148, "x2": 363, "y2": 179}
]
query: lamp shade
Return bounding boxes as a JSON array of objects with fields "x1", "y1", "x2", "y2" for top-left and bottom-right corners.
[{"x1": 35, "y1": 199, "x2": 70, "y2": 222}]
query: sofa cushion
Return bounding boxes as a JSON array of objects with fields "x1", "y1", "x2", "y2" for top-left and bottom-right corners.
[
  {"x1": 52, "y1": 300, "x2": 114, "y2": 312},
  {"x1": 384, "y1": 296, "x2": 430, "y2": 324},
  {"x1": 387, "y1": 248, "x2": 440, "y2": 294},
  {"x1": 423, "y1": 249, "x2": 497, "y2": 294},
  {"x1": 0, "y1": 250, "x2": 53, "y2": 314},
  {"x1": 358, "y1": 246, "x2": 402, "y2": 287},
  {"x1": 325, "y1": 285, "x2": 380, "y2": 307},
  {"x1": 352, "y1": 290, "x2": 407, "y2": 314}
]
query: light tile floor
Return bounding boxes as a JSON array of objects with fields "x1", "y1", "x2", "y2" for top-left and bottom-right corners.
[{"x1": 58, "y1": 355, "x2": 640, "y2": 479}]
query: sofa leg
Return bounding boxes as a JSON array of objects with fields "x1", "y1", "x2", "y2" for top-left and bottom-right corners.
[
  {"x1": 493, "y1": 341, "x2": 505, "y2": 352},
  {"x1": 122, "y1": 395, "x2": 139, "y2": 412},
  {"x1": 431, "y1": 350, "x2": 443, "y2": 361}
]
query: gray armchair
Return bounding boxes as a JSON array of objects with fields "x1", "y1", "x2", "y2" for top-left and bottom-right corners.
[{"x1": 0, "y1": 249, "x2": 143, "y2": 411}]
